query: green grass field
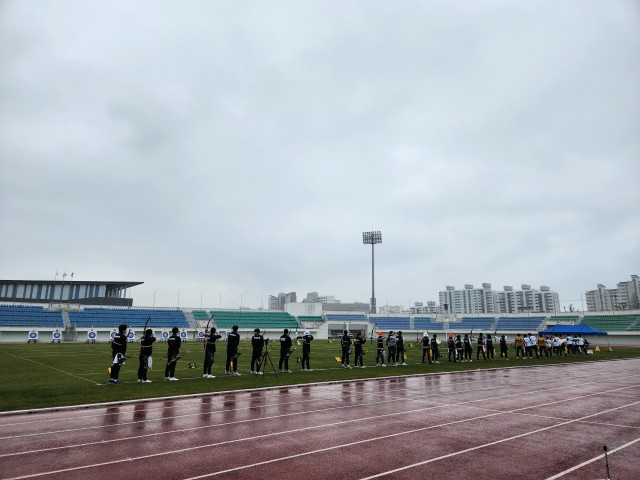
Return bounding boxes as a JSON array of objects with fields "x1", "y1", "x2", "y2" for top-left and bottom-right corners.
[{"x1": 1, "y1": 339, "x2": 638, "y2": 412}]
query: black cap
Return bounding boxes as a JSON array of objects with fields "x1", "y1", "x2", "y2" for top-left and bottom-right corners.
[{"x1": 118, "y1": 324, "x2": 127, "y2": 332}]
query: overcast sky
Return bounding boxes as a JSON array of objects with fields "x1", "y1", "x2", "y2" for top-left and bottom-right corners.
[{"x1": 1, "y1": 0, "x2": 638, "y2": 310}]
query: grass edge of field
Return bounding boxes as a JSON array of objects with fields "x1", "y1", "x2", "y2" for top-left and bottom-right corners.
[{"x1": 1, "y1": 344, "x2": 639, "y2": 414}]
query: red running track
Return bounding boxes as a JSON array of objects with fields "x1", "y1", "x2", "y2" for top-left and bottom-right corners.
[{"x1": 1, "y1": 359, "x2": 639, "y2": 480}]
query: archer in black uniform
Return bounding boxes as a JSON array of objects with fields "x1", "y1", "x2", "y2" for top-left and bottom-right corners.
[
  {"x1": 485, "y1": 334, "x2": 495, "y2": 360},
  {"x1": 353, "y1": 332, "x2": 366, "y2": 368},
  {"x1": 476, "y1": 333, "x2": 486, "y2": 360},
  {"x1": 278, "y1": 328, "x2": 292, "y2": 372},
  {"x1": 386, "y1": 331, "x2": 397, "y2": 366},
  {"x1": 447, "y1": 334, "x2": 457, "y2": 362},
  {"x1": 251, "y1": 328, "x2": 265, "y2": 374},
  {"x1": 298, "y1": 330, "x2": 314, "y2": 371},
  {"x1": 455, "y1": 334, "x2": 464, "y2": 362},
  {"x1": 203, "y1": 327, "x2": 222, "y2": 378},
  {"x1": 376, "y1": 333, "x2": 386, "y2": 366},
  {"x1": 421, "y1": 333, "x2": 431, "y2": 363},
  {"x1": 109, "y1": 324, "x2": 128, "y2": 384},
  {"x1": 164, "y1": 326, "x2": 181, "y2": 380},
  {"x1": 396, "y1": 331, "x2": 406, "y2": 365},
  {"x1": 430, "y1": 334, "x2": 440, "y2": 364},
  {"x1": 340, "y1": 330, "x2": 352, "y2": 368},
  {"x1": 499, "y1": 335, "x2": 508, "y2": 359},
  {"x1": 463, "y1": 334, "x2": 473, "y2": 361},
  {"x1": 137, "y1": 328, "x2": 156, "y2": 383},
  {"x1": 225, "y1": 325, "x2": 241, "y2": 376}
]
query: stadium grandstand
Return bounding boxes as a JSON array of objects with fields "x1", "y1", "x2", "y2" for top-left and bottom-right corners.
[
  {"x1": 325, "y1": 313, "x2": 368, "y2": 322},
  {"x1": 582, "y1": 314, "x2": 640, "y2": 332},
  {"x1": 449, "y1": 317, "x2": 496, "y2": 331},
  {"x1": 547, "y1": 315, "x2": 580, "y2": 325},
  {"x1": 495, "y1": 316, "x2": 546, "y2": 332},
  {"x1": 413, "y1": 317, "x2": 442, "y2": 331},
  {"x1": 0, "y1": 304, "x2": 63, "y2": 327},
  {"x1": 0, "y1": 278, "x2": 639, "y2": 344},
  {"x1": 202, "y1": 310, "x2": 299, "y2": 330},
  {"x1": 297, "y1": 315, "x2": 324, "y2": 324},
  {"x1": 370, "y1": 316, "x2": 411, "y2": 331},
  {"x1": 192, "y1": 310, "x2": 211, "y2": 323},
  {"x1": 1, "y1": 307, "x2": 639, "y2": 342},
  {"x1": 68, "y1": 308, "x2": 189, "y2": 328}
]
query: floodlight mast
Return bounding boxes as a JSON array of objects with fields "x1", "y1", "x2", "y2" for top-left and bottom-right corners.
[{"x1": 362, "y1": 231, "x2": 382, "y2": 314}]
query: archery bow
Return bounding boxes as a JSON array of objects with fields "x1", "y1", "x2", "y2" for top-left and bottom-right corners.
[
  {"x1": 204, "y1": 313, "x2": 213, "y2": 333},
  {"x1": 203, "y1": 313, "x2": 214, "y2": 349}
]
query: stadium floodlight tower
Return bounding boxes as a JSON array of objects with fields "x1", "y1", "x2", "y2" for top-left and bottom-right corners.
[{"x1": 362, "y1": 230, "x2": 382, "y2": 314}]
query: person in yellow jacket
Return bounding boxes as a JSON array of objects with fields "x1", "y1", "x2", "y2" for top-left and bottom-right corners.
[
  {"x1": 537, "y1": 334, "x2": 548, "y2": 357},
  {"x1": 514, "y1": 334, "x2": 524, "y2": 359}
]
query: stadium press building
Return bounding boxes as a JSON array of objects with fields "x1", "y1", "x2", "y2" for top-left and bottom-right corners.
[{"x1": 0, "y1": 279, "x2": 142, "y2": 307}]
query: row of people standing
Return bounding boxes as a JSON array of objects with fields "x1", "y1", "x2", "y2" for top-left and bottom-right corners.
[
  {"x1": 372, "y1": 331, "x2": 408, "y2": 367},
  {"x1": 420, "y1": 332, "x2": 513, "y2": 362},
  {"x1": 204, "y1": 326, "x2": 315, "y2": 375},
  {"x1": 108, "y1": 326, "x2": 595, "y2": 385},
  {"x1": 514, "y1": 333, "x2": 589, "y2": 358},
  {"x1": 205, "y1": 329, "x2": 591, "y2": 375},
  {"x1": 109, "y1": 324, "x2": 181, "y2": 384},
  {"x1": 340, "y1": 330, "x2": 371, "y2": 368}
]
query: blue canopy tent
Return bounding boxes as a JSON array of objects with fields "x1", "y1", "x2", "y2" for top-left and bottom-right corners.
[{"x1": 538, "y1": 324, "x2": 608, "y2": 336}]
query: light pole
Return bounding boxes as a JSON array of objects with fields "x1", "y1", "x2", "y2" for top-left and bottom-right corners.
[{"x1": 362, "y1": 230, "x2": 382, "y2": 314}]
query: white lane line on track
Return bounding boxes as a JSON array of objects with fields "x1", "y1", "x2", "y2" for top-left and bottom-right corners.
[
  {"x1": 5, "y1": 353, "x2": 100, "y2": 385},
  {"x1": 0, "y1": 397, "x2": 447, "y2": 458},
  {"x1": 0, "y1": 373, "x2": 496, "y2": 432},
  {"x1": 442, "y1": 399, "x2": 640, "y2": 431},
  {"x1": 1, "y1": 367, "x2": 496, "y2": 422},
  {"x1": 0, "y1": 394, "x2": 407, "y2": 445},
  {"x1": 3, "y1": 356, "x2": 637, "y2": 419},
  {"x1": 355, "y1": 400, "x2": 640, "y2": 480},
  {"x1": 187, "y1": 398, "x2": 640, "y2": 480},
  {"x1": 0, "y1": 366, "x2": 564, "y2": 433},
  {"x1": 0, "y1": 377, "x2": 517, "y2": 437},
  {"x1": 510, "y1": 411, "x2": 640, "y2": 431},
  {"x1": 4, "y1": 384, "x2": 639, "y2": 480},
  {"x1": 1, "y1": 371, "x2": 628, "y2": 448},
  {"x1": 2, "y1": 364, "x2": 636, "y2": 437},
  {"x1": 0, "y1": 388, "x2": 344, "y2": 429},
  {"x1": 0, "y1": 371, "x2": 504, "y2": 438},
  {"x1": 0, "y1": 366, "x2": 525, "y2": 426},
  {"x1": 544, "y1": 435, "x2": 640, "y2": 479}
]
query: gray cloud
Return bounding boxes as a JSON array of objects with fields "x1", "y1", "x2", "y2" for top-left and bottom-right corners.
[{"x1": 1, "y1": 0, "x2": 638, "y2": 309}]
